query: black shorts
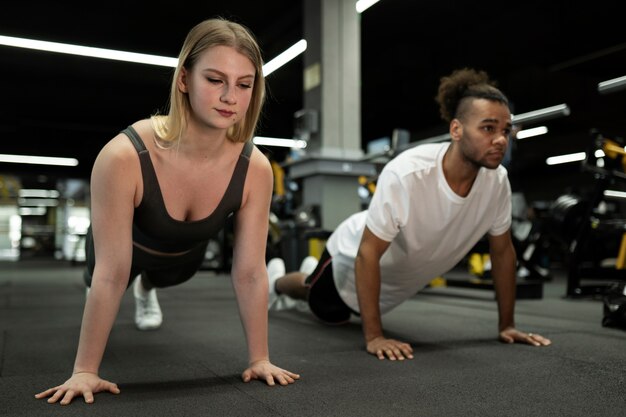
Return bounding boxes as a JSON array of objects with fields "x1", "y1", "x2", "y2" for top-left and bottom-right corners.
[
  {"x1": 83, "y1": 226, "x2": 208, "y2": 289},
  {"x1": 305, "y1": 249, "x2": 358, "y2": 324}
]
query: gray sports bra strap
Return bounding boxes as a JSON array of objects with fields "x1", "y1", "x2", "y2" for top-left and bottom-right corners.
[
  {"x1": 225, "y1": 141, "x2": 254, "y2": 211},
  {"x1": 121, "y1": 126, "x2": 147, "y2": 153},
  {"x1": 241, "y1": 140, "x2": 254, "y2": 159}
]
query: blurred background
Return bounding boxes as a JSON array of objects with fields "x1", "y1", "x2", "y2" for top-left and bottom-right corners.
[{"x1": 0, "y1": 0, "x2": 624, "y2": 297}]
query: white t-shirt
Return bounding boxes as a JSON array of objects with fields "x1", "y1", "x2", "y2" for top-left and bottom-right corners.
[{"x1": 326, "y1": 142, "x2": 512, "y2": 314}]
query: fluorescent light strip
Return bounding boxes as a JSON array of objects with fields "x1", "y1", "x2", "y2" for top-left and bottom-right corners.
[
  {"x1": 1, "y1": 33, "x2": 305, "y2": 77},
  {"x1": 0, "y1": 35, "x2": 178, "y2": 67},
  {"x1": 253, "y1": 137, "x2": 307, "y2": 148},
  {"x1": 19, "y1": 207, "x2": 47, "y2": 216},
  {"x1": 598, "y1": 75, "x2": 626, "y2": 94},
  {"x1": 546, "y1": 149, "x2": 616, "y2": 167},
  {"x1": 19, "y1": 189, "x2": 60, "y2": 198},
  {"x1": 356, "y1": 0, "x2": 381, "y2": 13},
  {"x1": 604, "y1": 190, "x2": 626, "y2": 199},
  {"x1": 18, "y1": 198, "x2": 59, "y2": 207},
  {"x1": 0, "y1": 153, "x2": 78, "y2": 167},
  {"x1": 516, "y1": 126, "x2": 548, "y2": 140},
  {"x1": 511, "y1": 104, "x2": 570, "y2": 125},
  {"x1": 545, "y1": 152, "x2": 586, "y2": 165},
  {"x1": 263, "y1": 39, "x2": 307, "y2": 76}
]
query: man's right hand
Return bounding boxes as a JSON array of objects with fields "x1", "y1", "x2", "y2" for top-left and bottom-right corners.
[
  {"x1": 35, "y1": 372, "x2": 120, "y2": 405},
  {"x1": 366, "y1": 336, "x2": 414, "y2": 360}
]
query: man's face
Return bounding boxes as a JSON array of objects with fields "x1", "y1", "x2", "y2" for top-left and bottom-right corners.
[{"x1": 455, "y1": 98, "x2": 512, "y2": 170}]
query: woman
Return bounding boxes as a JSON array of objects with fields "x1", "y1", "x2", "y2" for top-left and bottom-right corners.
[{"x1": 36, "y1": 17, "x2": 299, "y2": 406}]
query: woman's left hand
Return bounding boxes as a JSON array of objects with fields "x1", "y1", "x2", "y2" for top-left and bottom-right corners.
[
  {"x1": 499, "y1": 327, "x2": 552, "y2": 346},
  {"x1": 242, "y1": 360, "x2": 300, "y2": 386}
]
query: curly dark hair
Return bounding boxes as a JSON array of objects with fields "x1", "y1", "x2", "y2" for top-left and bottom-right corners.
[{"x1": 435, "y1": 68, "x2": 509, "y2": 123}]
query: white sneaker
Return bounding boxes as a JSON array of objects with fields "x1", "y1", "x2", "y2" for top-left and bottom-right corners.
[
  {"x1": 299, "y1": 256, "x2": 319, "y2": 276},
  {"x1": 295, "y1": 256, "x2": 318, "y2": 312},
  {"x1": 267, "y1": 258, "x2": 297, "y2": 311},
  {"x1": 267, "y1": 258, "x2": 285, "y2": 310},
  {"x1": 133, "y1": 278, "x2": 163, "y2": 330}
]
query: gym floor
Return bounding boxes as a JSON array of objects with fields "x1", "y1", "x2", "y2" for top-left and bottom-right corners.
[{"x1": 1, "y1": 260, "x2": 625, "y2": 417}]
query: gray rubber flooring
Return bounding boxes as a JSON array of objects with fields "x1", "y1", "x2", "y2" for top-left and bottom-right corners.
[{"x1": 1, "y1": 260, "x2": 625, "y2": 417}]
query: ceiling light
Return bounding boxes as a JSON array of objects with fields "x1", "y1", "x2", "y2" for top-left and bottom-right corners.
[
  {"x1": 19, "y1": 189, "x2": 60, "y2": 198},
  {"x1": 516, "y1": 126, "x2": 548, "y2": 140},
  {"x1": 19, "y1": 207, "x2": 47, "y2": 216},
  {"x1": 0, "y1": 153, "x2": 79, "y2": 167},
  {"x1": 598, "y1": 75, "x2": 626, "y2": 94},
  {"x1": 604, "y1": 190, "x2": 626, "y2": 199},
  {"x1": 545, "y1": 152, "x2": 586, "y2": 166},
  {"x1": 356, "y1": 0, "x2": 381, "y2": 13},
  {"x1": 0, "y1": 34, "x2": 306, "y2": 76},
  {"x1": 18, "y1": 197, "x2": 59, "y2": 207},
  {"x1": 253, "y1": 137, "x2": 307, "y2": 148},
  {"x1": 263, "y1": 40, "x2": 307, "y2": 77},
  {"x1": 0, "y1": 35, "x2": 178, "y2": 67},
  {"x1": 511, "y1": 104, "x2": 570, "y2": 125}
]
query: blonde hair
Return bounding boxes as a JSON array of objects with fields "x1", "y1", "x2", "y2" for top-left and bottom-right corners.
[{"x1": 151, "y1": 18, "x2": 265, "y2": 144}]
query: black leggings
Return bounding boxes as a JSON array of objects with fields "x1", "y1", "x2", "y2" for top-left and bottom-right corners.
[
  {"x1": 305, "y1": 249, "x2": 358, "y2": 324},
  {"x1": 83, "y1": 227, "x2": 209, "y2": 289}
]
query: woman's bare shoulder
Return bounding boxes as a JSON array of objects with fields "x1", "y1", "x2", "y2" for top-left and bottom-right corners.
[
  {"x1": 248, "y1": 144, "x2": 272, "y2": 174},
  {"x1": 93, "y1": 121, "x2": 148, "y2": 172},
  {"x1": 241, "y1": 144, "x2": 273, "y2": 199}
]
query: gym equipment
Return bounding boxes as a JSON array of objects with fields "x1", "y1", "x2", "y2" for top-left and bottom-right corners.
[
  {"x1": 447, "y1": 237, "x2": 544, "y2": 300},
  {"x1": 602, "y1": 281, "x2": 626, "y2": 328},
  {"x1": 558, "y1": 131, "x2": 626, "y2": 297}
]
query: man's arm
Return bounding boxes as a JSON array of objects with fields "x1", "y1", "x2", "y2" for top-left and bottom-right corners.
[
  {"x1": 355, "y1": 226, "x2": 414, "y2": 360},
  {"x1": 488, "y1": 230, "x2": 517, "y2": 332},
  {"x1": 489, "y1": 230, "x2": 551, "y2": 346}
]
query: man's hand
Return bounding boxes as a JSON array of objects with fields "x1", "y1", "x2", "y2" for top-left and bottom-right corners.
[
  {"x1": 35, "y1": 372, "x2": 120, "y2": 405},
  {"x1": 242, "y1": 360, "x2": 300, "y2": 386},
  {"x1": 499, "y1": 327, "x2": 552, "y2": 346},
  {"x1": 366, "y1": 336, "x2": 414, "y2": 360}
]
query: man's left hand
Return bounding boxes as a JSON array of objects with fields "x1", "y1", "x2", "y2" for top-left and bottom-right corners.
[{"x1": 499, "y1": 327, "x2": 552, "y2": 346}]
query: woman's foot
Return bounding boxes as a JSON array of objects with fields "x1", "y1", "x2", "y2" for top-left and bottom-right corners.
[{"x1": 133, "y1": 278, "x2": 163, "y2": 330}]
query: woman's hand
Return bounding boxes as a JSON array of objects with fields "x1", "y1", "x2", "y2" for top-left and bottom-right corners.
[
  {"x1": 35, "y1": 372, "x2": 120, "y2": 405},
  {"x1": 241, "y1": 360, "x2": 300, "y2": 386}
]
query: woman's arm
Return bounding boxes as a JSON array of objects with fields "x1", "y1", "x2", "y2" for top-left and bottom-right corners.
[
  {"x1": 230, "y1": 147, "x2": 299, "y2": 386},
  {"x1": 75, "y1": 135, "x2": 138, "y2": 373},
  {"x1": 36, "y1": 134, "x2": 140, "y2": 404}
]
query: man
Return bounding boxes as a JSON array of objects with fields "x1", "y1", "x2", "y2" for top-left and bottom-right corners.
[{"x1": 267, "y1": 68, "x2": 551, "y2": 360}]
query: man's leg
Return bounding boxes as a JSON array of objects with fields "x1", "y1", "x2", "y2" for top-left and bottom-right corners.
[
  {"x1": 268, "y1": 251, "x2": 353, "y2": 324},
  {"x1": 275, "y1": 255, "x2": 319, "y2": 300},
  {"x1": 268, "y1": 256, "x2": 318, "y2": 310},
  {"x1": 275, "y1": 271, "x2": 309, "y2": 300}
]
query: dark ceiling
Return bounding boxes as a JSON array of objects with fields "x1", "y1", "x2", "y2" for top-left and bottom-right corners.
[{"x1": 1, "y1": 0, "x2": 625, "y2": 201}]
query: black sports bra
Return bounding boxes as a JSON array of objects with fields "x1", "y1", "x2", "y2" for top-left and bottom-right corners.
[{"x1": 122, "y1": 126, "x2": 254, "y2": 253}]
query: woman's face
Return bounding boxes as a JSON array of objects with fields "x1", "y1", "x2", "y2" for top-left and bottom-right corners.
[{"x1": 179, "y1": 45, "x2": 256, "y2": 132}]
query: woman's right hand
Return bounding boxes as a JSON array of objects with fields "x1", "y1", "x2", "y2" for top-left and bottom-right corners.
[{"x1": 35, "y1": 372, "x2": 120, "y2": 405}]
